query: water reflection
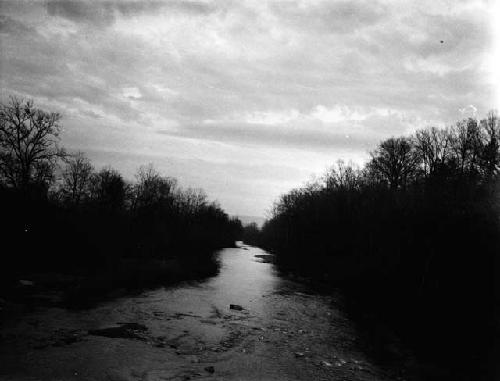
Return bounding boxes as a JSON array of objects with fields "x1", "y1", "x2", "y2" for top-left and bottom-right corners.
[
  {"x1": 0, "y1": 244, "x2": 399, "y2": 381},
  {"x1": 139, "y1": 243, "x2": 282, "y2": 328}
]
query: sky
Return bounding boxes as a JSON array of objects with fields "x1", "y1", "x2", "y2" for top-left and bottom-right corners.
[{"x1": 0, "y1": 0, "x2": 498, "y2": 217}]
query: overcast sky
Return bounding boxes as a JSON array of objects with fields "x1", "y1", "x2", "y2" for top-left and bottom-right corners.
[{"x1": 0, "y1": 0, "x2": 498, "y2": 217}]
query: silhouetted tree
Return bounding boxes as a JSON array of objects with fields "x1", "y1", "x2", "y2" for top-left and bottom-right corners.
[
  {"x1": 414, "y1": 127, "x2": 450, "y2": 176},
  {"x1": 89, "y1": 167, "x2": 127, "y2": 212},
  {"x1": 132, "y1": 164, "x2": 177, "y2": 211},
  {"x1": 324, "y1": 160, "x2": 361, "y2": 191},
  {"x1": 0, "y1": 94, "x2": 241, "y2": 309},
  {"x1": 368, "y1": 137, "x2": 419, "y2": 189},
  {"x1": 242, "y1": 222, "x2": 261, "y2": 245},
  {"x1": 479, "y1": 111, "x2": 499, "y2": 178},
  {"x1": 178, "y1": 187, "x2": 208, "y2": 216},
  {"x1": 449, "y1": 118, "x2": 483, "y2": 178},
  {"x1": 0, "y1": 97, "x2": 65, "y2": 195},
  {"x1": 256, "y1": 111, "x2": 499, "y2": 380},
  {"x1": 60, "y1": 152, "x2": 94, "y2": 206}
]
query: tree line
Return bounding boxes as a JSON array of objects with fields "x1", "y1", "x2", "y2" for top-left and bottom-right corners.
[
  {"x1": 248, "y1": 111, "x2": 499, "y2": 379},
  {"x1": 0, "y1": 97, "x2": 242, "y2": 297}
]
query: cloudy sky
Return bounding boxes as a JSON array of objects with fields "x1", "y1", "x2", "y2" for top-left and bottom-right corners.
[{"x1": 0, "y1": 0, "x2": 498, "y2": 217}]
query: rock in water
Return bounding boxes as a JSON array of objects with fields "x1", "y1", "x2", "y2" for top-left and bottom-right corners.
[
  {"x1": 229, "y1": 304, "x2": 243, "y2": 311},
  {"x1": 204, "y1": 366, "x2": 215, "y2": 374}
]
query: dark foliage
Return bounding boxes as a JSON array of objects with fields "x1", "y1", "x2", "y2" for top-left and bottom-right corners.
[
  {"x1": 255, "y1": 112, "x2": 500, "y2": 380},
  {"x1": 0, "y1": 99, "x2": 242, "y2": 302},
  {"x1": 241, "y1": 222, "x2": 262, "y2": 246}
]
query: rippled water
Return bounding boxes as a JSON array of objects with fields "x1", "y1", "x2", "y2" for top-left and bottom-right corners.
[{"x1": 0, "y1": 244, "x2": 409, "y2": 381}]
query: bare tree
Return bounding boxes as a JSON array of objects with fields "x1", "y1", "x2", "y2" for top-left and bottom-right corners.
[
  {"x1": 132, "y1": 163, "x2": 177, "y2": 210},
  {"x1": 414, "y1": 127, "x2": 451, "y2": 176},
  {"x1": 89, "y1": 167, "x2": 127, "y2": 211},
  {"x1": 0, "y1": 97, "x2": 65, "y2": 193},
  {"x1": 61, "y1": 152, "x2": 94, "y2": 205},
  {"x1": 179, "y1": 187, "x2": 207, "y2": 215},
  {"x1": 449, "y1": 118, "x2": 483, "y2": 176},
  {"x1": 324, "y1": 160, "x2": 360, "y2": 191},
  {"x1": 368, "y1": 137, "x2": 419, "y2": 190},
  {"x1": 479, "y1": 111, "x2": 499, "y2": 178}
]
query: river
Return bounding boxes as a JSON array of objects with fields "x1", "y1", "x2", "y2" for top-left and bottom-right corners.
[{"x1": 0, "y1": 243, "x2": 412, "y2": 381}]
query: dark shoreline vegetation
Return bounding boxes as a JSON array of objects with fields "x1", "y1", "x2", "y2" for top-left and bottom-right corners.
[
  {"x1": 244, "y1": 112, "x2": 499, "y2": 380},
  {"x1": 0, "y1": 97, "x2": 242, "y2": 308}
]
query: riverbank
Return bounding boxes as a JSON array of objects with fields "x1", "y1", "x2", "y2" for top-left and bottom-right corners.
[
  {"x1": 262, "y1": 253, "x2": 497, "y2": 381},
  {"x1": 0, "y1": 252, "x2": 220, "y2": 313}
]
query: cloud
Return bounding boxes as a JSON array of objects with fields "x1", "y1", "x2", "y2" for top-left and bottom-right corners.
[
  {"x1": 46, "y1": 1, "x2": 115, "y2": 27},
  {"x1": 0, "y1": 0, "x2": 495, "y2": 215},
  {"x1": 158, "y1": 122, "x2": 373, "y2": 152},
  {"x1": 272, "y1": 0, "x2": 388, "y2": 34},
  {"x1": 0, "y1": 14, "x2": 32, "y2": 34},
  {"x1": 156, "y1": 105, "x2": 422, "y2": 153},
  {"x1": 311, "y1": 105, "x2": 368, "y2": 123},
  {"x1": 459, "y1": 104, "x2": 478, "y2": 117},
  {"x1": 45, "y1": 0, "x2": 216, "y2": 27}
]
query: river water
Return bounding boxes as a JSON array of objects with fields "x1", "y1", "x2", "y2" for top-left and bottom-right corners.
[{"x1": 0, "y1": 244, "x2": 411, "y2": 381}]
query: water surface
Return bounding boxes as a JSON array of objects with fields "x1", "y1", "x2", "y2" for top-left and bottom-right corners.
[{"x1": 0, "y1": 244, "x2": 408, "y2": 380}]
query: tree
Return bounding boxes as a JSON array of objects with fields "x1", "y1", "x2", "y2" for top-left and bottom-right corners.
[
  {"x1": 132, "y1": 164, "x2": 177, "y2": 211},
  {"x1": 368, "y1": 137, "x2": 419, "y2": 190},
  {"x1": 449, "y1": 118, "x2": 483, "y2": 177},
  {"x1": 89, "y1": 167, "x2": 127, "y2": 212},
  {"x1": 0, "y1": 97, "x2": 65, "y2": 194},
  {"x1": 479, "y1": 111, "x2": 499, "y2": 178},
  {"x1": 178, "y1": 187, "x2": 207, "y2": 216},
  {"x1": 324, "y1": 160, "x2": 360, "y2": 191},
  {"x1": 414, "y1": 127, "x2": 450, "y2": 176},
  {"x1": 60, "y1": 152, "x2": 94, "y2": 205}
]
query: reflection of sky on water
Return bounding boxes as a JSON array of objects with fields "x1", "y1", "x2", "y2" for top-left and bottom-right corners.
[{"x1": 152, "y1": 245, "x2": 281, "y2": 319}]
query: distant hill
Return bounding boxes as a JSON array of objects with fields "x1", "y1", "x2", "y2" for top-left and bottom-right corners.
[{"x1": 236, "y1": 215, "x2": 266, "y2": 228}]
